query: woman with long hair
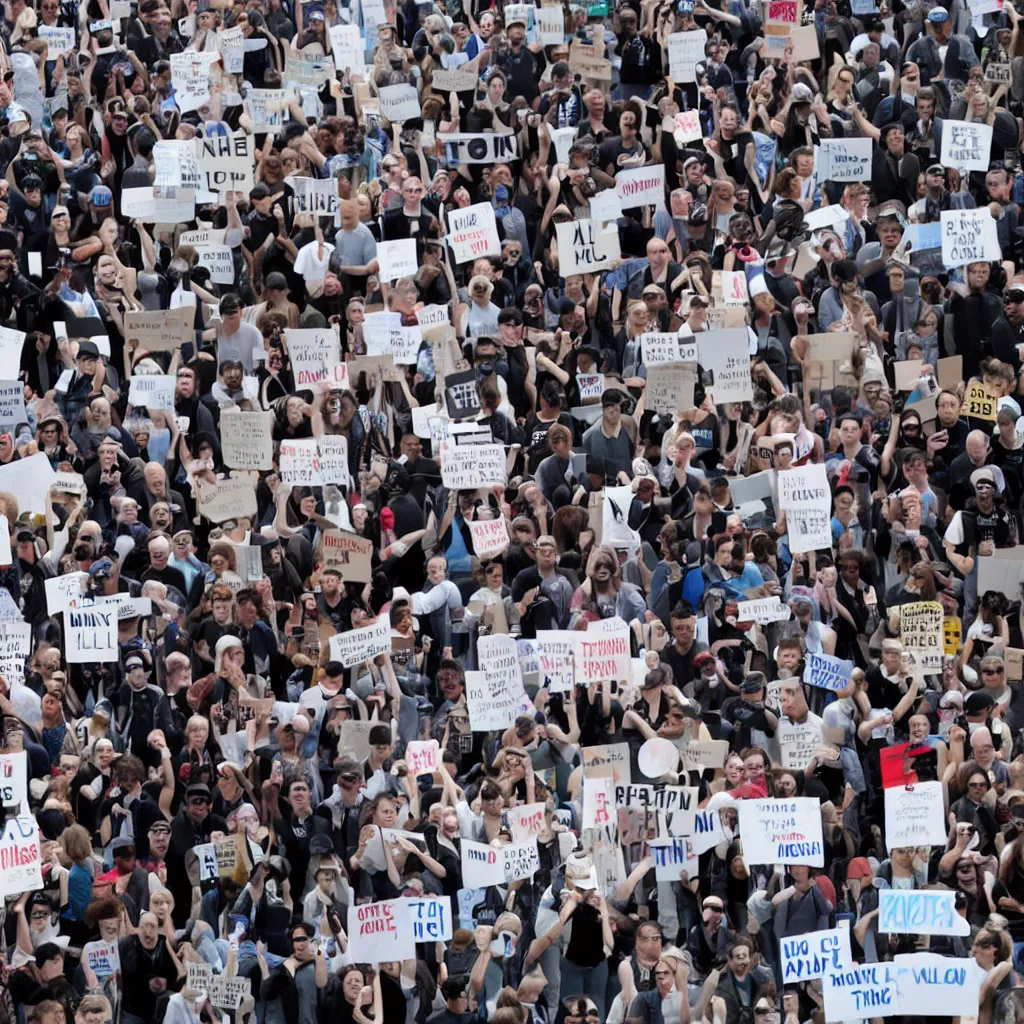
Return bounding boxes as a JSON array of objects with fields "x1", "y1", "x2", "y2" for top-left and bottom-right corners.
[{"x1": 568, "y1": 544, "x2": 646, "y2": 627}]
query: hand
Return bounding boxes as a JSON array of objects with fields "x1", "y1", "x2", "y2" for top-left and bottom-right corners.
[
  {"x1": 149, "y1": 978, "x2": 168, "y2": 993},
  {"x1": 474, "y1": 924, "x2": 494, "y2": 953},
  {"x1": 978, "y1": 540, "x2": 994, "y2": 557}
]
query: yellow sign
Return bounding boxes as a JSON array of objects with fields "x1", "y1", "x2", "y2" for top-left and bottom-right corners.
[
  {"x1": 943, "y1": 616, "x2": 962, "y2": 656},
  {"x1": 962, "y1": 382, "x2": 997, "y2": 421}
]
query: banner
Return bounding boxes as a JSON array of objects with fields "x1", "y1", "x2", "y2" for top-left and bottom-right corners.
[
  {"x1": 328, "y1": 617, "x2": 391, "y2": 667},
  {"x1": 221, "y1": 411, "x2": 274, "y2": 471},
  {"x1": 737, "y1": 797, "x2": 824, "y2": 867},
  {"x1": 878, "y1": 889, "x2": 971, "y2": 936}
]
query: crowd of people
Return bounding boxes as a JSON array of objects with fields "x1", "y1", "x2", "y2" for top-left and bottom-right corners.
[{"x1": 6, "y1": 1, "x2": 1024, "y2": 1024}]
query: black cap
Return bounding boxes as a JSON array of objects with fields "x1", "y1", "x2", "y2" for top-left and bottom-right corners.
[
  {"x1": 964, "y1": 691, "x2": 995, "y2": 715},
  {"x1": 250, "y1": 183, "x2": 271, "y2": 201},
  {"x1": 21, "y1": 173, "x2": 42, "y2": 190},
  {"x1": 77, "y1": 341, "x2": 101, "y2": 359}
]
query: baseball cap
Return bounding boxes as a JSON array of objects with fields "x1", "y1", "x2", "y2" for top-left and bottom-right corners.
[
  {"x1": 846, "y1": 856, "x2": 875, "y2": 881},
  {"x1": 1006, "y1": 286, "x2": 1024, "y2": 302},
  {"x1": 89, "y1": 185, "x2": 113, "y2": 207},
  {"x1": 187, "y1": 782, "x2": 212, "y2": 800},
  {"x1": 792, "y1": 82, "x2": 814, "y2": 103},
  {"x1": 970, "y1": 467, "x2": 996, "y2": 488},
  {"x1": 927, "y1": 7, "x2": 948, "y2": 21},
  {"x1": 965, "y1": 691, "x2": 995, "y2": 714},
  {"x1": 926, "y1": 163, "x2": 945, "y2": 175},
  {"x1": 77, "y1": 341, "x2": 101, "y2": 359},
  {"x1": 51, "y1": 205, "x2": 70, "y2": 219}
]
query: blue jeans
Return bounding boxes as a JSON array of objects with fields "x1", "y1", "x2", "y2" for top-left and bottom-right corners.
[{"x1": 559, "y1": 959, "x2": 609, "y2": 1021}]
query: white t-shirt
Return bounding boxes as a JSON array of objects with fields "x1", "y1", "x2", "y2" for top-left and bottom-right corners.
[{"x1": 294, "y1": 240, "x2": 336, "y2": 284}]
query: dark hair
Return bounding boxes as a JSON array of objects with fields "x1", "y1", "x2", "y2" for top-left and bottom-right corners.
[
  {"x1": 670, "y1": 600, "x2": 695, "y2": 621},
  {"x1": 368, "y1": 724, "x2": 391, "y2": 746},
  {"x1": 442, "y1": 976, "x2": 469, "y2": 1001}
]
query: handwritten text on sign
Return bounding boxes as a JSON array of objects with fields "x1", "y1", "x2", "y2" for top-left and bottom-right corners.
[
  {"x1": 650, "y1": 837, "x2": 698, "y2": 881},
  {"x1": 803, "y1": 652, "x2": 854, "y2": 692},
  {"x1": 460, "y1": 839, "x2": 505, "y2": 888},
  {"x1": 0, "y1": 815, "x2": 43, "y2": 898},
  {"x1": 615, "y1": 165, "x2": 665, "y2": 210},
  {"x1": 899, "y1": 600, "x2": 944, "y2": 670},
  {"x1": 573, "y1": 625, "x2": 630, "y2": 682},
  {"x1": 884, "y1": 779, "x2": 947, "y2": 851},
  {"x1": 347, "y1": 899, "x2": 416, "y2": 962},
  {"x1": 781, "y1": 927, "x2": 853, "y2": 981},
  {"x1": 941, "y1": 208, "x2": 1002, "y2": 267},
  {"x1": 878, "y1": 889, "x2": 970, "y2": 936},
  {"x1": 404, "y1": 897, "x2": 452, "y2": 941},
  {"x1": 737, "y1": 797, "x2": 825, "y2": 867},
  {"x1": 940, "y1": 120, "x2": 993, "y2": 173}
]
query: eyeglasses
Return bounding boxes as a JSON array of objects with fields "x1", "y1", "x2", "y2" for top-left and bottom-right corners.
[{"x1": 982, "y1": 667, "x2": 1003, "y2": 674}]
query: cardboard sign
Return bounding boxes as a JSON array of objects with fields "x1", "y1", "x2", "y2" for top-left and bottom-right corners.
[
  {"x1": 646, "y1": 363, "x2": 697, "y2": 415},
  {"x1": 555, "y1": 218, "x2": 620, "y2": 275},
  {"x1": 962, "y1": 380, "x2": 998, "y2": 421},
  {"x1": 124, "y1": 306, "x2": 194, "y2": 351},
  {"x1": 347, "y1": 899, "x2": 416, "y2": 963},
  {"x1": 460, "y1": 839, "x2": 505, "y2": 887},
  {"x1": 737, "y1": 797, "x2": 825, "y2": 867},
  {"x1": 940, "y1": 120, "x2": 993, "y2": 172},
  {"x1": 220, "y1": 411, "x2": 274, "y2": 471},
  {"x1": 431, "y1": 59, "x2": 481, "y2": 92},
  {"x1": 567, "y1": 40, "x2": 612, "y2": 80},
  {"x1": 615, "y1": 165, "x2": 666, "y2": 210},
  {"x1": 321, "y1": 529, "x2": 373, "y2": 582},
  {"x1": 581, "y1": 742, "x2": 631, "y2": 785},
  {"x1": 328, "y1": 616, "x2": 391, "y2": 667},
  {"x1": 781, "y1": 926, "x2": 853, "y2": 981},
  {"x1": 900, "y1": 601, "x2": 944, "y2": 670},
  {"x1": 447, "y1": 203, "x2": 500, "y2": 264},
  {"x1": 941, "y1": 208, "x2": 1002, "y2": 267},
  {"x1": 878, "y1": 889, "x2": 971, "y2": 936},
  {"x1": 884, "y1": 779, "x2": 947, "y2": 851}
]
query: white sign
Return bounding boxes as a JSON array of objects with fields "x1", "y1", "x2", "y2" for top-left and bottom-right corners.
[
  {"x1": 219, "y1": 26, "x2": 244, "y2": 73},
  {"x1": 884, "y1": 779, "x2": 947, "y2": 851},
  {"x1": 502, "y1": 839, "x2": 541, "y2": 882},
  {"x1": 589, "y1": 188, "x2": 623, "y2": 224},
  {"x1": 286, "y1": 327, "x2": 341, "y2": 386},
  {"x1": 379, "y1": 84, "x2": 422, "y2": 122},
  {"x1": 438, "y1": 133, "x2": 521, "y2": 164},
  {"x1": 582, "y1": 775, "x2": 616, "y2": 831},
  {"x1": 615, "y1": 165, "x2": 666, "y2": 210},
  {"x1": 816, "y1": 137, "x2": 873, "y2": 181},
  {"x1": 941, "y1": 208, "x2": 1002, "y2": 267},
  {"x1": 376, "y1": 238, "x2": 418, "y2": 282},
  {"x1": 197, "y1": 131, "x2": 255, "y2": 194},
  {"x1": 555, "y1": 218, "x2": 620, "y2": 275},
  {"x1": 293, "y1": 177, "x2": 339, "y2": 218},
  {"x1": 447, "y1": 203, "x2": 500, "y2": 264},
  {"x1": 128, "y1": 375, "x2": 176, "y2": 410},
  {"x1": 534, "y1": 629, "x2": 576, "y2": 693},
  {"x1": 890, "y1": 954, "x2": 979, "y2": 1019},
  {"x1": 439, "y1": 440, "x2": 506, "y2": 489},
  {"x1": 940, "y1": 119, "x2": 993, "y2": 172},
  {"x1": 221, "y1": 411, "x2": 274, "y2": 471},
  {"x1": 347, "y1": 899, "x2": 416, "y2": 963},
  {"x1": 38, "y1": 25, "x2": 75, "y2": 56},
  {"x1": 406, "y1": 740, "x2": 439, "y2": 777},
  {"x1": 0, "y1": 751, "x2": 26, "y2": 808},
  {"x1": 777, "y1": 463, "x2": 830, "y2": 511},
  {"x1": 668, "y1": 30, "x2": 708, "y2": 82},
  {"x1": 537, "y1": 4, "x2": 564, "y2": 44},
  {"x1": 120, "y1": 187, "x2": 195, "y2": 223},
  {"x1": 781, "y1": 927, "x2": 853, "y2": 982},
  {"x1": 194, "y1": 246, "x2": 235, "y2": 284},
  {"x1": 465, "y1": 665, "x2": 521, "y2": 732},
  {"x1": 170, "y1": 50, "x2": 219, "y2": 112},
  {"x1": 697, "y1": 328, "x2": 753, "y2": 403},
  {"x1": 65, "y1": 601, "x2": 119, "y2": 663},
  {"x1": 573, "y1": 620, "x2": 630, "y2": 683},
  {"x1": 317, "y1": 435, "x2": 350, "y2": 486},
  {"x1": 506, "y1": 803, "x2": 546, "y2": 842},
  {"x1": 649, "y1": 836, "x2": 698, "y2": 882},
  {"x1": 737, "y1": 797, "x2": 824, "y2": 867},
  {"x1": 328, "y1": 616, "x2": 392, "y2": 667},
  {"x1": 0, "y1": 815, "x2": 42, "y2": 898},
  {"x1": 641, "y1": 333, "x2": 698, "y2": 366},
  {"x1": 404, "y1": 896, "x2": 452, "y2": 941},
  {"x1": 280, "y1": 438, "x2": 320, "y2": 486},
  {"x1": 736, "y1": 598, "x2": 791, "y2": 624},
  {"x1": 468, "y1": 517, "x2": 509, "y2": 558},
  {"x1": 878, "y1": 889, "x2": 971, "y2": 936},
  {"x1": 461, "y1": 838, "x2": 505, "y2": 887},
  {"x1": 823, "y1": 962, "x2": 899, "y2": 1020}
]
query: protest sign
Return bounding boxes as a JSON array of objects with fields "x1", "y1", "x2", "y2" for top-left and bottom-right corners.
[
  {"x1": 121, "y1": 188, "x2": 195, "y2": 223},
  {"x1": 447, "y1": 203, "x2": 500, "y2": 264},
  {"x1": 612, "y1": 784, "x2": 697, "y2": 816},
  {"x1": 803, "y1": 652, "x2": 854, "y2": 692},
  {"x1": 962, "y1": 380, "x2": 998, "y2": 420},
  {"x1": 219, "y1": 25, "x2": 244, "y2": 72},
  {"x1": 941, "y1": 208, "x2": 1002, "y2": 266},
  {"x1": 884, "y1": 779, "x2": 946, "y2": 850},
  {"x1": 124, "y1": 306, "x2": 194, "y2": 351},
  {"x1": 406, "y1": 740, "x2": 439, "y2": 778},
  {"x1": 210, "y1": 977, "x2": 249, "y2": 1010},
  {"x1": 478, "y1": 633, "x2": 524, "y2": 706},
  {"x1": 285, "y1": 327, "x2": 341, "y2": 386},
  {"x1": 405, "y1": 897, "x2": 452, "y2": 942},
  {"x1": 376, "y1": 238, "x2": 418, "y2": 282},
  {"x1": 641, "y1": 333, "x2": 698, "y2": 366},
  {"x1": 193, "y1": 246, "x2": 234, "y2": 285},
  {"x1": 582, "y1": 775, "x2": 616, "y2": 831},
  {"x1": 197, "y1": 131, "x2": 254, "y2": 193},
  {"x1": 781, "y1": 927, "x2": 852, "y2": 982},
  {"x1": 347, "y1": 899, "x2": 416, "y2": 963},
  {"x1": 127, "y1": 375, "x2": 175, "y2": 411},
  {"x1": 646, "y1": 363, "x2": 697, "y2": 415},
  {"x1": 697, "y1": 329, "x2": 753, "y2": 402},
  {"x1": 465, "y1": 660, "x2": 521, "y2": 731},
  {"x1": 506, "y1": 804, "x2": 546, "y2": 842},
  {"x1": 736, "y1": 597, "x2": 791, "y2": 624},
  {"x1": 468, "y1": 517, "x2": 509, "y2": 558},
  {"x1": 650, "y1": 837, "x2": 698, "y2": 881},
  {"x1": 293, "y1": 177, "x2": 339, "y2": 218},
  {"x1": 38, "y1": 25, "x2": 75, "y2": 56},
  {"x1": 878, "y1": 889, "x2": 970, "y2": 935},
  {"x1": 816, "y1": 137, "x2": 872, "y2": 181},
  {"x1": 823, "y1": 962, "x2": 898, "y2": 1019},
  {"x1": 567, "y1": 40, "x2": 611, "y2": 79},
  {"x1": 535, "y1": 629, "x2": 576, "y2": 692},
  {"x1": 555, "y1": 218, "x2": 620, "y2": 275},
  {"x1": 461, "y1": 839, "x2": 505, "y2": 887},
  {"x1": 0, "y1": 815, "x2": 42, "y2": 898},
  {"x1": 439, "y1": 440, "x2": 505, "y2": 489},
  {"x1": 0, "y1": 381, "x2": 26, "y2": 432},
  {"x1": 674, "y1": 109, "x2": 703, "y2": 143},
  {"x1": 65, "y1": 602, "x2": 118, "y2": 663},
  {"x1": 667, "y1": 29, "x2": 707, "y2": 81},
  {"x1": 83, "y1": 941, "x2": 120, "y2": 979},
  {"x1": 537, "y1": 4, "x2": 564, "y2": 44},
  {"x1": 676, "y1": 740, "x2": 730, "y2": 772},
  {"x1": 336, "y1": 720, "x2": 374, "y2": 762},
  {"x1": 777, "y1": 463, "x2": 830, "y2": 510},
  {"x1": 195, "y1": 477, "x2": 258, "y2": 523},
  {"x1": 589, "y1": 188, "x2": 623, "y2": 223},
  {"x1": 573, "y1": 620, "x2": 630, "y2": 682},
  {"x1": 892, "y1": 954, "x2": 979, "y2": 1018},
  {"x1": 438, "y1": 133, "x2": 521, "y2": 163},
  {"x1": 321, "y1": 529, "x2": 373, "y2": 581},
  {"x1": 0, "y1": 751, "x2": 26, "y2": 807},
  {"x1": 45, "y1": 572, "x2": 88, "y2": 615},
  {"x1": 444, "y1": 368, "x2": 482, "y2": 420},
  {"x1": 245, "y1": 88, "x2": 286, "y2": 133},
  {"x1": 328, "y1": 616, "x2": 391, "y2": 667},
  {"x1": 737, "y1": 797, "x2": 824, "y2": 866},
  {"x1": 280, "y1": 438, "x2": 320, "y2": 486},
  {"x1": 615, "y1": 165, "x2": 665, "y2": 209},
  {"x1": 170, "y1": 50, "x2": 219, "y2": 111},
  {"x1": 328, "y1": 23, "x2": 363, "y2": 74},
  {"x1": 220, "y1": 411, "x2": 274, "y2": 471},
  {"x1": 776, "y1": 716, "x2": 824, "y2": 770},
  {"x1": 431, "y1": 59, "x2": 481, "y2": 92},
  {"x1": 581, "y1": 742, "x2": 632, "y2": 785},
  {"x1": 317, "y1": 435, "x2": 350, "y2": 486},
  {"x1": 0, "y1": 327, "x2": 25, "y2": 367},
  {"x1": 502, "y1": 840, "x2": 541, "y2": 882},
  {"x1": 378, "y1": 83, "x2": 421, "y2": 122},
  {"x1": 940, "y1": 120, "x2": 993, "y2": 172},
  {"x1": 899, "y1": 601, "x2": 944, "y2": 669}
]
